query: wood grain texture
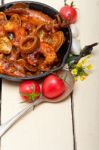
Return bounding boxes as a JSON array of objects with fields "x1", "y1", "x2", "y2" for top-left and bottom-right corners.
[
  {"x1": 1, "y1": 0, "x2": 99, "y2": 150},
  {"x1": 72, "y1": 0, "x2": 99, "y2": 150},
  {"x1": 1, "y1": 0, "x2": 73, "y2": 150}
]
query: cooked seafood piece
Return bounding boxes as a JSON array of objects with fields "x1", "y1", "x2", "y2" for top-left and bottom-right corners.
[
  {"x1": 0, "y1": 26, "x2": 6, "y2": 37},
  {"x1": 0, "y1": 3, "x2": 67, "y2": 77},
  {"x1": 0, "y1": 37, "x2": 12, "y2": 54},
  {"x1": 0, "y1": 12, "x2": 7, "y2": 25},
  {"x1": 37, "y1": 29, "x2": 65, "y2": 51},
  {"x1": 50, "y1": 31, "x2": 65, "y2": 51},
  {"x1": 4, "y1": 64, "x2": 25, "y2": 77},
  {"x1": 5, "y1": 8, "x2": 53, "y2": 26},
  {"x1": 10, "y1": 14, "x2": 21, "y2": 26},
  {"x1": 5, "y1": 4, "x2": 67, "y2": 29},
  {"x1": 9, "y1": 48, "x2": 20, "y2": 61},
  {"x1": 20, "y1": 36, "x2": 40, "y2": 54},
  {"x1": 39, "y1": 42, "x2": 57, "y2": 71}
]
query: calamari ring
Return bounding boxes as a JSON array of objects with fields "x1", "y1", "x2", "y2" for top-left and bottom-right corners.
[{"x1": 20, "y1": 36, "x2": 40, "y2": 54}]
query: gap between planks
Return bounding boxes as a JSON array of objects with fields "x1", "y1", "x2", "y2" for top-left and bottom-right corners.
[
  {"x1": 63, "y1": 1, "x2": 77, "y2": 149},
  {"x1": 71, "y1": 93, "x2": 77, "y2": 150}
]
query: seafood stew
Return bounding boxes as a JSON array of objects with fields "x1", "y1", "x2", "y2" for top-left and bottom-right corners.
[{"x1": 0, "y1": 1, "x2": 72, "y2": 81}]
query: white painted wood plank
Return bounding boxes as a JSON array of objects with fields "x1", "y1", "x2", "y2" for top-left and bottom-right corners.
[
  {"x1": 1, "y1": 0, "x2": 73, "y2": 150},
  {"x1": 72, "y1": 0, "x2": 99, "y2": 150}
]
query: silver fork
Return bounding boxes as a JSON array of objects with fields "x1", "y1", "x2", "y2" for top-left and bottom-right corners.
[{"x1": 0, "y1": 98, "x2": 42, "y2": 137}]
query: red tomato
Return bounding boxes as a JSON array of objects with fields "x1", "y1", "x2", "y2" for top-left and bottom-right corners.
[
  {"x1": 42, "y1": 74, "x2": 65, "y2": 99},
  {"x1": 19, "y1": 80, "x2": 40, "y2": 103},
  {"x1": 60, "y1": 5, "x2": 77, "y2": 24}
]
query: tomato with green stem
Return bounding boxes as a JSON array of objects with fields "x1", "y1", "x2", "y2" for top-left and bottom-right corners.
[
  {"x1": 59, "y1": 2, "x2": 77, "y2": 24},
  {"x1": 19, "y1": 80, "x2": 41, "y2": 103}
]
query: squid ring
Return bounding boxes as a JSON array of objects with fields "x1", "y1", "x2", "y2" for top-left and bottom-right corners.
[{"x1": 20, "y1": 36, "x2": 40, "y2": 54}]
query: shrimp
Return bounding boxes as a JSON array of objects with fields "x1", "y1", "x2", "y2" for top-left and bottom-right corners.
[
  {"x1": 34, "y1": 25, "x2": 65, "y2": 51},
  {"x1": 5, "y1": 3, "x2": 68, "y2": 29},
  {"x1": 5, "y1": 8, "x2": 53, "y2": 26},
  {"x1": 39, "y1": 42, "x2": 57, "y2": 71},
  {"x1": 49, "y1": 31, "x2": 65, "y2": 51}
]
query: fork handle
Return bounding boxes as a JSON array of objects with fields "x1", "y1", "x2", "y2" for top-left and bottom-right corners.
[{"x1": 0, "y1": 98, "x2": 42, "y2": 137}]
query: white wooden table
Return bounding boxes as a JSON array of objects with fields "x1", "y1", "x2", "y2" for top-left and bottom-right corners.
[{"x1": 0, "y1": 0, "x2": 99, "y2": 150}]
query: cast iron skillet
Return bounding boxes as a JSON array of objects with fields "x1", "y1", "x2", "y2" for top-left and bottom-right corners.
[{"x1": 0, "y1": 1, "x2": 72, "y2": 82}]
